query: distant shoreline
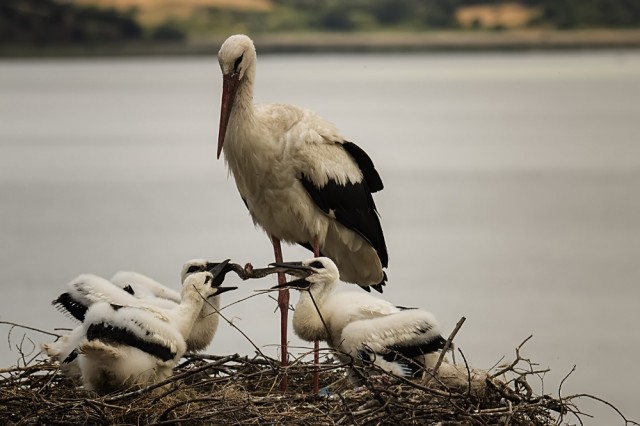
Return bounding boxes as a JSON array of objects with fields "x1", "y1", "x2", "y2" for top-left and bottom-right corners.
[{"x1": 3, "y1": 29, "x2": 640, "y2": 58}]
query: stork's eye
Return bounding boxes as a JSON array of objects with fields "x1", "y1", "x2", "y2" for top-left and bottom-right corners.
[
  {"x1": 310, "y1": 260, "x2": 324, "y2": 269},
  {"x1": 204, "y1": 275, "x2": 212, "y2": 285},
  {"x1": 187, "y1": 265, "x2": 202, "y2": 274},
  {"x1": 233, "y1": 54, "x2": 243, "y2": 73}
]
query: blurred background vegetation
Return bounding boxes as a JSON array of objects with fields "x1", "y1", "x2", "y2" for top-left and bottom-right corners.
[{"x1": 1, "y1": 0, "x2": 640, "y2": 50}]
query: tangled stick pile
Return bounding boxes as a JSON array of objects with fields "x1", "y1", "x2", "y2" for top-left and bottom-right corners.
[{"x1": 2, "y1": 321, "x2": 636, "y2": 425}]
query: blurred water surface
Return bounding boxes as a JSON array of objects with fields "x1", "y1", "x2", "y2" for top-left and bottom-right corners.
[{"x1": 1, "y1": 51, "x2": 639, "y2": 424}]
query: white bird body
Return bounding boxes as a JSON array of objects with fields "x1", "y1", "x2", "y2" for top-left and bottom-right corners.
[
  {"x1": 217, "y1": 35, "x2": 387, "y2": 289},
  {"x1": 226, "y1": 105, "x2": 378, "y2": 282},
  {"x1": 44, "y1": 275, "x2": 183, "y2": 381},
  {"x1": 74, "y1": 271, "x2": 214, "y2": 393},
  {"x1": 77, "y1": 339, "x2": 171, "y2": 393},
  {"x1": 274, "y1": 258, "x2": 445, "y2": 378},
  {"x1": 77, "y1": 301, "x2": 187, "y2": 393},
  {"x1": 110, "y1": 270, "x2": 181, "y2": 306}
]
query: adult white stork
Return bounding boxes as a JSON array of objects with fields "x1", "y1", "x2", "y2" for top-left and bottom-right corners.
[
  {"x1": 43, "y1": 260, "x2": 238, "y2": 380},
  {"x1": 268, "y1": 257, "x2": 446, "y2": 381},
  {"x1": 216, "y1": 34, "x2": 388, "y2": 391}
]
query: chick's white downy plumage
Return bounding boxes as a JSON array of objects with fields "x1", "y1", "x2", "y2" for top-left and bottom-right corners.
[
  {"x1": 42, "y1": 261, "x2": 237, "y2": 392},
  {"x1": 110, "y1": 270, "x2": 181, "y2": 307},
  {"x1": 76, "y1": 271, "x2": 216, "y2": 393},
  {"x1": 269, "y1": 257, "x2": 446, "y2": 378}
]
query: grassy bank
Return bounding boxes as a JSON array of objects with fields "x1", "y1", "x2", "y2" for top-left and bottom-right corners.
[{"x1": 2, "y1": 29, "x2": 640, "y2": 58}]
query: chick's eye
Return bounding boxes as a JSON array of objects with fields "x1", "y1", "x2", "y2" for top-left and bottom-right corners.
[
  {"x1": 205, "y1": 275, "x2": 212, "y2": 285},
  {"x1": 187, "y1": 265, "x2": 201, "y2": 274},
  {"x1": 233, "y1": 54, "x2": 243, "y2": 73},
  {"x1": 310, "y1": 261, "x2": 324, "y2": 269}
]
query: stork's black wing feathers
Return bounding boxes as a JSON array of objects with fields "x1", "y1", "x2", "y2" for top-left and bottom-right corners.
[
  {"x1": 299, "y1": 176, "x2": 388, "y2": 269},
  {"x1": 86, "y1": 322, "x2": 176, "y2": 362},
  {"x1": 383, "y1": 335, "x2": 447, "y2": 377},
  {"x1": 52, "y1": 292, "x2": 88, "y2": 322},
  {"x1": 63, "y1": 349, "x2": 79, "y2": 364},
  {"x1": 385, "y1": 335, "x2": 447, "y2": 360},
  {"x1": 370, "y1": 282, "x2": 385, "y2": 293},
  {"x1": 342, "y1": 142, "x2": 384, "y2": 193}
]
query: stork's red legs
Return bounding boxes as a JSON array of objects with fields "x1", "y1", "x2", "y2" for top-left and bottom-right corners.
[
  {"x1": 272, "y1": 236, "x2": 289, "y2": 393},
  {"x1": 272, "y1": 235, "x2": 320, "y2": 394},
  {"x1": 312, "y1": 236, "x2": 320, "y2": 394}
]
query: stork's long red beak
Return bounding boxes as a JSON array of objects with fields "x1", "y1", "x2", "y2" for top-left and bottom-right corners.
[{"x1": 217, "y1": 73, "x2": 241, "y2": 159}]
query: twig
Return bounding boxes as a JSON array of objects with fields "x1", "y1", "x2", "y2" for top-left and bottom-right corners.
[
  {"x1": 564, "y1": 393, "x2": 640, "y2": 426},
  {"x1": 423, "y1": 316, "x2": 466, "y2": 387},
  {"x1": 490, "y1": 335, "x2": 534, "y2": 379},
  {"x1": 457, "y1": 347, "x2": 472, "y2": 399},
  {"x1": 0, "y1": 321, "x2": 61, "y2": 338},
  {"x1": 197, "y1": 289, "x2": 272, "y2": 364},
  {"x1": 103, "y1": 354, "x2": 238, "y2": 403}
]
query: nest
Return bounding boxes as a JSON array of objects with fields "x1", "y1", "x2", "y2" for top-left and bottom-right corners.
[{"x1": 2, "y1": 319, "x2": 636, "y2": 426}]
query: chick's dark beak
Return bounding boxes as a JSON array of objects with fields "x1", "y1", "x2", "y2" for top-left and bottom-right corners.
[
  {"x1": 270, "y1": 277, "x2": 312, "y2": 290},
  {"x1": 268, "y1": 261, "x2": 313, "y2": 278},
  {"x1": 212, "y1": 286, "x2": 237, "y2": 297},
  {"x1": 208, "y1": 259, "x2": 231, "y2": 285}
]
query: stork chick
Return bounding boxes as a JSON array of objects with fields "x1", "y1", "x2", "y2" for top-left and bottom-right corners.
[
  {"x1": 269, "y1": 257, "x2": 446, "y2": 379},
  {"x1": 43, "y1": 260, "x2": 237, "y2": 382},
  {"x1": 77, "y1": 270, "x2": 232, "y2": 393}
]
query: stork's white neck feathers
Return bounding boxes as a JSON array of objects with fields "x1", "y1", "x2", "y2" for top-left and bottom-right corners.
[
  {"x1": 289, "y1": 259, "x2": 340, "y2": 342},
  {"x1": 292, "y1": 278, "x2": 337, "y2": 342},
  {"x1": 218, "y1": 35, "x2": 260, "y2": 162},
  {"x1": 173, "y1": 277, "x2": 211, "y2": 338},
  {"x1": 186, "y1": 296, "x2": 221, "y2": 352}
]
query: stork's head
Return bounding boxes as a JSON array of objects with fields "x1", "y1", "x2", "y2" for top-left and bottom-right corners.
[
  {"x1": 268, "y1": 257, "x2": 340, "y2": 291},
  {"x1": 217, "y1": 34, "x2": 256, "y2": 159},
  {"x1": 182, "y1": 270, "x2": 235, "y2": 301},
  {"x1": 181, "y1": 259, "x2": 237, "y2": 297},
  {"x1": 181, "y1": 271, "x2": 213, "y2": 300}
]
